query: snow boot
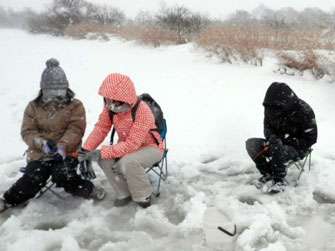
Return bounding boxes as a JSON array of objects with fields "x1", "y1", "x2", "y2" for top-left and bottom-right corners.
[
  {"x1": 267, "y1": 178, "x2": 287, "y2": 193},
  {"x1": 114, "y1": 196, "x2": 132, "y2": 207},
  {"x1": 89, "y1": 186, "x2": 106, "y2": 201},
  {"x1": 253, "y1": 173, "x2": 273, "y2": 189},
  {"x1": 138, "y1": 196, "x2": 151, "y2": 208},
  {"x1": 0, "y1": 198, "x2": 9, "y2": 213}
]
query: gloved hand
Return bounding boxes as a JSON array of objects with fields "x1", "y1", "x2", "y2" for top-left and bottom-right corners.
[
  {"x1": 79, "y1": 159, "x2": 96, "y2": 180},
  {"x1": 41, "y1": 141, "x2": 52, "y2": 155},
  {"x1": 41, "y1": 141, "x2": 67, "y2": 161},
  {"x1": 52, "y1": 146, "x2": 66, "y2": 161},
  {"x1": 78, "y1": 148, "x2": 96, "y2": 180},
  {"x1": 268, "y1": 134, "x2": 283, "y2": 145},
  {"x1": 79, "y1": 149, "x2": 101, "y2": 162}
]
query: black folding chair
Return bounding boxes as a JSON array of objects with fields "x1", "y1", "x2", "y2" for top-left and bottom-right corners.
[
  {"x1": 146, "y1": 119, "x2": 168, "y2": 197},
  {"x1": 286, "y1": 148, "x2": 313, "y2": 185}
]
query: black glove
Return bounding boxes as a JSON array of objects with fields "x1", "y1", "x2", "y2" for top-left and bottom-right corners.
[
  {"x1": 79, "y1": 159, "x2": 96, "y2": 180},
  {"x1": 78, "y1": 148, "x2": 96, "y2": 180},
  {"x1": 268, "y1": 134, "x2": 283, "y2": 146}
]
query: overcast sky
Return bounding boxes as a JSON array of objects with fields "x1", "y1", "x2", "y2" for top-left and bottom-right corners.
[{"x1": 1, "y1": 0, "x2": 334, "y2": 18}]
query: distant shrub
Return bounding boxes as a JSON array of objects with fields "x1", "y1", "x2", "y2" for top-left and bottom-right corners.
[
  {"x1": 64, "y1": 23, "x2": 179, "y2": 46},
  {"x1": 197, "y1": 25, "x2": 263, "y2": 65},
  {"x1": 86, "y1": 3, "x2": 125, "y2": 25},
  {"x1": 27, "y1": 0, "x2": 126, "y2": 35},
  {"x1": 64, "y1": 23, "x2": 109, "y2": 39},
  {"x1": 27, "y1": 0, "x2": 87, "y2": 35},
  {"x1": 196, "y1": 23, "x2": 335, "y2": 69},
  {"x1": 277, "y1": 51, "x2": 328, "y2": 79},
  {"x1": 155, "y1": 4, "x2": 209, "y2": 44},
  {"x1": 118, "y1": 25, "x2": 180, "y2": 47}
]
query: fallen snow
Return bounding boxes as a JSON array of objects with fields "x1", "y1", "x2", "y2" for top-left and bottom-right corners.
[{"x1": 0, "y1": 29, "x2": 334, "y2": 251}]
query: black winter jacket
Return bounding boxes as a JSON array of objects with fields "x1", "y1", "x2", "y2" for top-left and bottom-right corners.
[{"x1": 263, "y1": 82, "x2": 317, "y2": 153}]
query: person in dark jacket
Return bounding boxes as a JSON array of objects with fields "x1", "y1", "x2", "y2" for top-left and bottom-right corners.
[
  {"x1": 246, "y1": 82, "x2": 317, "y2": 193},
  {"x1": 0, "y1": 58, "x2": 105, "y2": 213}
]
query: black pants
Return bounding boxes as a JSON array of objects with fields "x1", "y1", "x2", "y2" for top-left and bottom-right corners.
[
  {"x1": 4, "y1": 157, "x2": 94, "y2": 206},
  {"x1": 246, "y1": 138, "x2": 300, "y2": 179}
]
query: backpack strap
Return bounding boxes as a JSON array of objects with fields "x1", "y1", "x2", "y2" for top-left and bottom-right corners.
[
  {"x1": 109, "y1": 111, "x2": 116, "y2": 145},
  {"x1": 131, "y1": 96, "x2": 142, "y2": 121},
  {"x1": 109, "y1": 96, "x2": 160, "y2": 146},
  {"x1": 109, "y1": 97, "x2": 142, "y2": 145},
  {"x1": 133, "y1": 96, "x2": 160, "y2": 145},
  {"x1": 132, "y1": 96, "x2": 160, "y2": 145}
]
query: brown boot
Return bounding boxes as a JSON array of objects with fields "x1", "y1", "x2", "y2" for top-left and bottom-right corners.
[{"x1": 89, "y1": 187, "x2": 106, "y2": 201}]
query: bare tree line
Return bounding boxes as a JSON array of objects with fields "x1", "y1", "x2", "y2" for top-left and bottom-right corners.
[
  {"x1": 1, "y1": 1, "x2": 334, "y2": 36},
  {"x1": 1, "y1": 0, "x2": 335, "y2": 80}
]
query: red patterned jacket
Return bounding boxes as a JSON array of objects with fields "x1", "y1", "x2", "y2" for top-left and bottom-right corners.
[{"x1": 83, "y1": 73, "x2": 164, "y2": 159}]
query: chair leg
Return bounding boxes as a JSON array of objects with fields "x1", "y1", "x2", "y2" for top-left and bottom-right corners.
[
  {"x1": 295, "y1": 152, "x2": 312, "y2": 181},
  {"x1": 148, "y1": 156, "x2": 168, "y2": 197},
  {"x1": 36, "y1": 181, "x2": 65, "y2": 200}
]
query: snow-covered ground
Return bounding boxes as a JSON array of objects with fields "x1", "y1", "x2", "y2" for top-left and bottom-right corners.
[{"x1": 0, "y1": 29, "x2": 334, "y2": 251}]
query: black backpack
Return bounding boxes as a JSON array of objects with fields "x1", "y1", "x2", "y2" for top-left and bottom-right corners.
[{"x1": 110, "y1": 93, "x2": 164, "y2": 145}]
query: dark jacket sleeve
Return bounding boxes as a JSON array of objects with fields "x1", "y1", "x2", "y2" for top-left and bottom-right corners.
[
  {"x1": 21, "y1": 102, "x2": 44, "y2": 150},
  {"x1": 284, "y1": 103, "x2": 317, "y2": 151},
  {"x1": 263, "y1": 109, "x2": 276, "y2": 139}
]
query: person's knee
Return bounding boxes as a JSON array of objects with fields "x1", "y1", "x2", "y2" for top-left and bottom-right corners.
[
  {"x1": 118, "y1": 156, "x2": 139, "y2": 175},
  {"x1": 246, "y1": 138, "x2": 262, "y2": 155},
  {"x1": 98, "y1": 159, "x2": 115, "y2": 170},
  {"x1": 25, "y1": 161, "x2": 47, "y2": 176},
  {"x1": 245, "y1": 138, "x2": 254, "y2": 150},
  {"x1": 51, "y1": 164, "x2": 68, "y2": 185},
  {"x1": 24, "y1": 161, "x2": 50, "y2": 184}
]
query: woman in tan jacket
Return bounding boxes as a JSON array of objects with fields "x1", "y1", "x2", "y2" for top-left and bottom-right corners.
[{"x1": 0, "y1": 59, "x2": 105, "y2": 213}]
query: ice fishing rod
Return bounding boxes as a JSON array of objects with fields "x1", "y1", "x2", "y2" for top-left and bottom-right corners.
[
  {"x1": 217, "y1": 224, "x2": 237, "y2": 237},
  {"x1": 49, "y1": 152, "x2": 79, "y2": 157},
  {"x1": 253, "y1": 146, "x2": 270, "y2": 160}
]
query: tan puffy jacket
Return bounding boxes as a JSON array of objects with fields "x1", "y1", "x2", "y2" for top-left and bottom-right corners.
[{"x1": 21, "y1": 98, "x2": 86, "y2": 161}]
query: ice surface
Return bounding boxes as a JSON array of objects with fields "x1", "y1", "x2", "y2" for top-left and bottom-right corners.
[{"x1": 0, "y1": 29, "x2": 334, "y2": 251}]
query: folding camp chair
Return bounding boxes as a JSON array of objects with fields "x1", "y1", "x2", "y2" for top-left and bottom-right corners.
[
  {"x1": 286, "y1": 148, "x2": 312, "y2": 185},
  {"x1": 146, "y1": 119, "x2": 168, "y2": 197}
]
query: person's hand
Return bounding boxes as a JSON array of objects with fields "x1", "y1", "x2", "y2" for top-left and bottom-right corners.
[
  {"x1": 77, "y1": 148, "x2": 96, "y2": 179},
  {"x1": 78, "y1": 149, "x2": 101, "y2": 162},
  {"x1": 53, "y1": 146, "x2": 66, "y2": 160},
  {"x1": 268, "y1": 134, "x2": 282, "y2": 145},
  {"x1": 79, "y1": 159, "x2": 96, "y2": 180},
  {"x1": 41, "y1": 141, "x2": 52, "y2": 155}
]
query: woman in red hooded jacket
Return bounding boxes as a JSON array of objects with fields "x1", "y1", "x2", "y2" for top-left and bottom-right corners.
[{"x1": 79, "y1": 73, "x2": 164, "y2": 208}]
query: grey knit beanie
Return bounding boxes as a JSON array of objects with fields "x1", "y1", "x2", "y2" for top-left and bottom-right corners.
[{"x1": 40, "y1": 58, "x2": 69, "y2": 90}]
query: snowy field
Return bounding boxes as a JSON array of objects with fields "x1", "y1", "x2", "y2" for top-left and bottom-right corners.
[{"x1": 0, "y1": 29, "x2": 334, "y2": 251}]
